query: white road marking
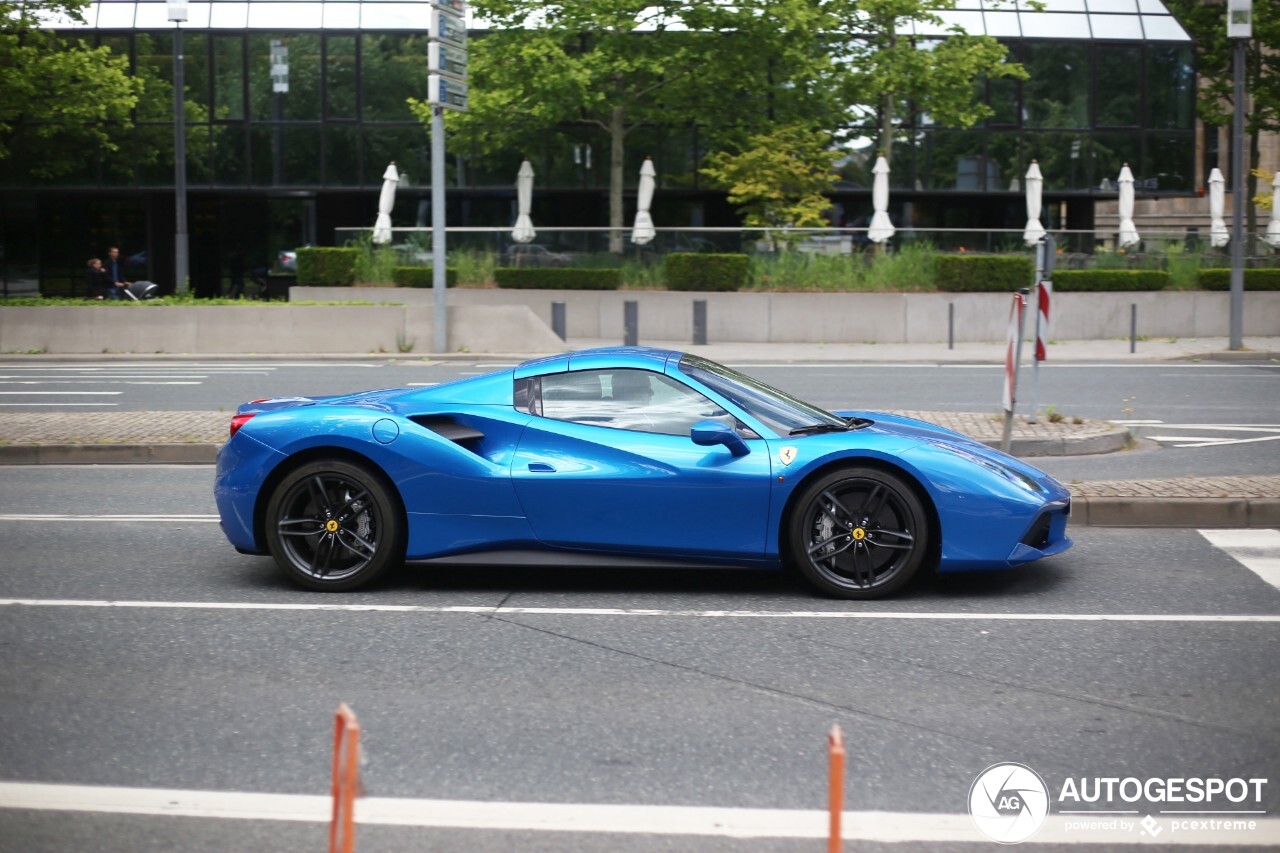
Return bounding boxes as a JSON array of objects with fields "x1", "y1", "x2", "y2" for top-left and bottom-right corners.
[
  {"x1": 0, "y1": 402, "x2": 118, "y2": 407},
  {"x1": 1, "y1": 598, "x2": 1277, "y2": 622},
  {"x1": 0, "y1": 783, "x2": 1275, "y2": 845},
  {"x1": 0, "y1": 514, "x2": 219, "y2": 522},
  {"x1": 0, "y1": 391, "x2": 120, "y2": 395},
  {"x1": 1199, "y1": 529, "x2": 1280, "y2": 591}
]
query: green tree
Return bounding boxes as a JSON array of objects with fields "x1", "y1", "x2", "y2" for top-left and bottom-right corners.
[
  {"x1": 1163, "y1": 0, "x2": 1280, "y2": 239},
  {"x1": 0, "y1": 0, "x2": 143, "y2": 178},
  {"x1": 820, "y1": 0, "x2": 1028, "y2": 165},
  {"x1": 701, "y1": 124, "x2": 839, "y2": 247},
  {"x1": 414, "y1": 0, "x2": 827, "y2": 252}
]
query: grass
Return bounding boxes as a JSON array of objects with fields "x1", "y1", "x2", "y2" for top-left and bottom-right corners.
[
  {"x1": 0, "y1": 295, "x2": 384, "y2": 307},
  {"x1": 743, "y1": 242, "x2": 937, "y2": 291}
]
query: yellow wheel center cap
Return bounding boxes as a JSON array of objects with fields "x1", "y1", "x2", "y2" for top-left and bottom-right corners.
[
  {"x1": 325, "y1": 519, "x2": 340, "y2": 533},
  {"x1": 851, "y1": 527, "x2": 866, "y2": 541}
]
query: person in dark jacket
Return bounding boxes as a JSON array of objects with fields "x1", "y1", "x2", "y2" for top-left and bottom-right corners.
[
  {"x1": 104, "y1": 246, "x2": 128, "y2": 299},
  {"x1": 86, "y1": 258, "x2": 114, "y2": 300}
]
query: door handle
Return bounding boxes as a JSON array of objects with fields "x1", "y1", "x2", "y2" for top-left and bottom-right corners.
[{"x1": 527, "y1": 462, "x2": 556, "y2": 473}]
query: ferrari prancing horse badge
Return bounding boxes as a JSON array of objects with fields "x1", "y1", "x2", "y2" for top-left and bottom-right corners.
[{"x1": 779, "y1": 446, "x2": 797, "y2": 466}]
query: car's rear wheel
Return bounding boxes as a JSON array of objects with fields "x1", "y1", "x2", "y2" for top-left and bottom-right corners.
[
  {"x1": 787, "y1": 467, "x2": 929, "y2": 599},
  {"x1": 264, "y1": 459, "x2": 404, "y2": 591}
]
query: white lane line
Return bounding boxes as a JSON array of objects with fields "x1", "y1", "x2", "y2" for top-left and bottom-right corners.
[
  {"x1": 0, "y1": 403, "x2": 118, "y2": 407},
  {"x1": 0, "y1": 514, "x2": 218, "y2": 522},
  {"x1": 0, "y1": 380, "x2": 202, "y2": 386},
  {"x1": 1, "y1": 599, "x2": 1277, "y2": 622},
  {"x1": 0, "y1": 391, "x2": 120, "y2": 395},
  {"x1": 0, "y1": 783, "x2": 1276, "y2": 845},
  {"x1": 1200, "y1": 529, "x2": 1280, "y2": 591}
]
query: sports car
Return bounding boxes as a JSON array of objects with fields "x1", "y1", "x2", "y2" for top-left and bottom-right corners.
[{"x1": 215, "y1": 347, "x2": 1072, "y2": 599}]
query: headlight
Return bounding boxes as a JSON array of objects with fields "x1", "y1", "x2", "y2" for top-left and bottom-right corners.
[{"x1": 932, "y1": 442, "x2": 1045, "y2": 494}]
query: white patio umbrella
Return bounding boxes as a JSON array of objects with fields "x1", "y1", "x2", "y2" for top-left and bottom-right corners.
[
  {"x1": 1023, "y1": 160, "x2": 1045, "y2": 247},
  {"x1": 1208, "y1": 167, "x2": 1229, "y2": 248},
  {"x1": 632, "y1": 157, "x2": 656, "y2": 245},
  {"x1": 372, "y1": 161, "x2": 399, "y2": 245},
  {"x1": 867, "y1": 155, "x2": 895, "y2": 243},
  {"x1": 1267, "y1": 171, "x2": 1280, "y2": 249},
  {"x1": 1117, "y1": 163, "x2": 1140, "y2": 249},
  {"x1": 512, "y1": 159, "x2": 536, "y2": 244}
]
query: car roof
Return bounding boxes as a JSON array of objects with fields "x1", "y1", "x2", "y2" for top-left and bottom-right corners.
[{"x1": 517, "y1": 346, "x2": 681, "y2": 375}]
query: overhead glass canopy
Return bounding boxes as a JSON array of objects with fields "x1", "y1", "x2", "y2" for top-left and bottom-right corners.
[{"x1": 34, "y1": 0, "x2": 1191, "y2": 41}]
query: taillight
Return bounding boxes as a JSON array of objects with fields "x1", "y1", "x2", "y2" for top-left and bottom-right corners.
[{"x1": 229, "y1": 413, "x2": 256, "y2": 437}]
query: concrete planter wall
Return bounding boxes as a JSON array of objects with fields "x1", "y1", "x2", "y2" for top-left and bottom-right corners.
[{"x1": 294, "y1": 287, "x2": 1280, "y2": 345}]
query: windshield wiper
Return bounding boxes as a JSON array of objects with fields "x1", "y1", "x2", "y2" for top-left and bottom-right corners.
[{"x1": 789, "y1": 422, "x2": 851, "y2": 436}]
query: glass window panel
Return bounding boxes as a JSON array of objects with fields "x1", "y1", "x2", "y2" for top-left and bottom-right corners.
[
  {"x1": 1146, "y1": 46, "x2": 1194, "y2": 129},
  {"x1": 1023, "y1": 133, "x2": 1089, "y2": 189},
  {"x1": 929, "y1": 11, "x2": 985, "y2": 35},
  {"x1": 987, "y1": 73, "x2": 1019, "y2": 126},
  {"x1": 1141, "y1": 15, "x2": 1190, "y2": 41},
  {"x1": 363, "y1": 126, "x2": 429, "y2": 189},
  {"x1": 134, "y1": 3, "x2": 207, "y2": 28},
  {"x1": 918, "y1": 130, "x2": 991, "y2": 190},
  {"x1": 1093, "y1": 133, "x2": 1141, "y2": 189},
  {"x1": 981, "y1": 11, "x2": 1022, "y2": 36},
  {"x1": 954, "y1": 0, "x2": 982, "y2": 9},
  {"x1": 1089, "y1": 14, "x2": 1143, "y2": 39},
  {"x1": 209, "y1": 3, "x2": 247, "y2": 28},
  {"x1": 250, "y1": 34, "x2": 320, "y2": 120},
  {"x1": 361, "y1": 34, "x2": 429, "y2": 121},
  {"x1": 326, "y1": 35, "x2": 357, "y2": 118},
  {"x1": 250, "y1": 124, "x2": 320, "y2": 185},
  {"x1": 132, "y1": 33, "x2": 175, "y2": 124},
  {"x1": 1145, "y1": 133, "x2": 1192, "y2": 191},
  {"x1": 1136, "y1": 0, "x2": 1170, "y2": 11},
  {"x1": 248, "y1": 3, "x2": 321, "y2": 29},
  {"x1": 35, "y1": 3, "x2": 95, "y2": 27},
  {"x1": 361, "y1": 3, "x2": 431, "y2": 30},
  {"x1": 182, "y1": 33, "x2": 210, "y2": 113},
  {"x1": 324, "y1": 126, "x2": 361, "y2": 185},
  {"x1": 1086, "y1": 0, "x2": 1137, "y2": 11},
  {"x1": 1020, "y1": 12, "x2": 1092, "y2": 38},
  {"x1": 1023, "y1": 43, "x2": 1089, "y2": 128},
  {"x1": 1022, "y1": 0, "x2": 1085, "y2": 10},
  {"x1": 324, "y1": 3, "x2": 361, "y2": 29},
  {"x1": 1096, "y1": 45, "x2": 1141, "y2": 127},
  {"x1": 985, "y1": 133, "x2": 1022, "y2": 191},
  {"x1": 212, "y1": 35, "x2": 244, "y2": 120},
  {"x1": 212, "y1": 125, "x2": 247, "y2": 185},
  {"x1": 96, "y1": 2, "x2": 137, "y2": 28}
]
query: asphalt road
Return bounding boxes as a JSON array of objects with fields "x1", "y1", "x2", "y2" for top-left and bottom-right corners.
[
  {"x1": 2, "y1": 357, "x2": 1276, "y2": 480},
  {"x1": 0, "y1": 466, "x2": 1278, "y2": 851}
]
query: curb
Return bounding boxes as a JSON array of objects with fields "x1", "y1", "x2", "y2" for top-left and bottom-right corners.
[
  {"x1": 1072, "y1": 496, "x2": 1280, "y2": 528},
  {"x1": 977, "y1": 426, "x2": 1130, "y2": 457},
  {"x1": 0, "y1": 443, "x2": 220, "y2": 465}
]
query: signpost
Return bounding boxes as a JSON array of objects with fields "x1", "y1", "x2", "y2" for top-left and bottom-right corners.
[{"x1": 427, "y1": 2, "x2": 468, "y2": 353}]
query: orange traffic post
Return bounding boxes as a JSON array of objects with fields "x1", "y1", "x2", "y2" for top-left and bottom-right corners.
[
  {"x1": 828, "y1": 724, "x2": 845, "y2": 853},
  {"x1": 330, "y1": 703, "x2": 361, "y2": 853}
]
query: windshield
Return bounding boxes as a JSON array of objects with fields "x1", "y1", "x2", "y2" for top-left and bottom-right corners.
[{"x1": 679, "y1": 354, "x2": 847, "y2": 437}]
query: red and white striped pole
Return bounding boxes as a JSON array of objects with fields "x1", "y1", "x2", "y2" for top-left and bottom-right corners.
[{"x1": 1028, "y1": 236, "x2": 1055, "y2": 424}]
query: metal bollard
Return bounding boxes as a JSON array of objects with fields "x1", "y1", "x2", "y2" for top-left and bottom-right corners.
[
  {"x1": 948, "y1": 302, "x2": 954, "y2": 350},
  {"x1": 551, "y1": 301, "x2": 566, "y2": 341},
  {"x1": 692, "y1": 300, "x2": 707, "y2": 346},
  {"x1": 1130, "y1": 303, "x2": 1137, "y2": 354},
  {"x1": 624, "y1": 300, "x2": 638, "y2": 346}
]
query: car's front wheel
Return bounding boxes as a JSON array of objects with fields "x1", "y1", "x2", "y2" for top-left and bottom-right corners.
[
  {"x1": 787, "y1": 467, "x2": 929, "y2": 599},
  {"x1": 264, "y1": 459, "x2": 404, "y2": 591}
]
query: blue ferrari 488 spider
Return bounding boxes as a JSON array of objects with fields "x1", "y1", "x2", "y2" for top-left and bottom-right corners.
[{"x1": 215, "y1": 347, "x2": 1071, "y2": 599}]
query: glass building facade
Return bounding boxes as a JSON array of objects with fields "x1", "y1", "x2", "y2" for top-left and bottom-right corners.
[{"x1": 1, "y1": 0, "x2": 1196, "y2": 295}]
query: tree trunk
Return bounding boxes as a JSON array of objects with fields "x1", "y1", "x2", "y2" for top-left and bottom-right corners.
[{"x1": 609, "y1": 106, "x2": 626, "y2": 255}]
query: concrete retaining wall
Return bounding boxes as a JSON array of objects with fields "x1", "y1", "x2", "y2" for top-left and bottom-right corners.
[
  {"x1": 293, "y1": 287, "x2": 1280, "y2": 344},
  {"x1": 0, "y1": 304, "x2": 564, "y2": 354}
]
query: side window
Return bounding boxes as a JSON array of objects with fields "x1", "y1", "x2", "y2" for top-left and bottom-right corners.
[{"x1": 536, "y1": 369, "x2": 728, "y2": 436}]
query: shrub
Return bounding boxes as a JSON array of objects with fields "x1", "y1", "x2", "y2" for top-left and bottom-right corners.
[
  {"x1": 1197, "y1": 268, "x2": 1280, "y2": 291},
  {"x1": 935, "y1": 255, "x2": 1034, "y2": 292},
  {"x1": 392, "y1": 267, "x2": 458, "y2": 288},
  {"x1": 1053, "y1": 270, "x2": 1170, "y2": 291},
  {"x1": 493, "y1": 268, "x2": 622, "y2": 290},
  {"x1": 664, "y1": 253, "x2": 749, "y2": 292},
  {"x1": 296, "y1": 248, "x2": 358, "y2": 286}
]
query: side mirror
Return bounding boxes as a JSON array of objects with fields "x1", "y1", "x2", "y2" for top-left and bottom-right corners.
[{"x1": 691, "y1": 419, "x2": 750, "y2": 457}]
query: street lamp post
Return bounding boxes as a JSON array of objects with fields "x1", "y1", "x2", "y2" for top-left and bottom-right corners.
[
  {"x1": 169, "y1": 0, "x2": 189, "y2": 294},
  {"x1": 1227, "y1": 0, "x2": 1251, "y2": 350}
]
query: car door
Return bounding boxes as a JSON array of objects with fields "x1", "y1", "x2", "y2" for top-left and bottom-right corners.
[{"x1": 511, "y1": 368, "x2": 773, "y2": 560}]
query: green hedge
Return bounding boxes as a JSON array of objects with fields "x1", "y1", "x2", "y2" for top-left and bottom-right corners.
[
  {"x1": 935, "y1": 255, "x2": 1034, "y2": 292},
  {"x1": 1197, "y1": 268, "x2": 1280, "y2": 291},
  {"x1": 392, "y1": 266, "x2": 458, "y2": 288},
  {"x1": 492, "y1": 268, "x2": 622, "y2": 290},
  {"x1": 1053, "y1": 269, "x2": 1171, "y2": 291},
  {"x1": 663, "y1": 253, "x2": 749, "y2": 292},
  {"x1": 296, "y1": 248, "x2": 358, "y2": 286}
]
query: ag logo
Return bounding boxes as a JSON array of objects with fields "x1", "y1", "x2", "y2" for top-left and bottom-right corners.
[
  {"x1": 778, "y1": 446, "x2": 797, "y2": 466},
  {"x1": 969, "y1": 762, "x2": 1049, "y2": 844}
]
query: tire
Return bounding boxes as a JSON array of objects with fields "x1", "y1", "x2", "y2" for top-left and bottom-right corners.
[
  {"x1": 786, "y1": 466, "x2": 929, "y2": 600},
  {"x1": 264, "y1": 459, "x2": 405, "y2": 592}
]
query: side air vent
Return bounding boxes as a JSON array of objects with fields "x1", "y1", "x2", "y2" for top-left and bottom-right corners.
[{"x1": 409, "y1": 415, "x2": 485, "y2": 448}]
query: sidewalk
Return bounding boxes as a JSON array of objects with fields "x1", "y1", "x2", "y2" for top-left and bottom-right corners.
[{"x1": 1, "y1": 407, "x2": 1276, "y2": 528}]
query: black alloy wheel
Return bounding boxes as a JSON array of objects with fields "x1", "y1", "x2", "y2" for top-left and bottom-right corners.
[
  {"x1": 264, "y1": 459, "x2": 404, "y2": 591},
  {"x1": 788, "y1": 467, "x2": 929, "y2": 599}
]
